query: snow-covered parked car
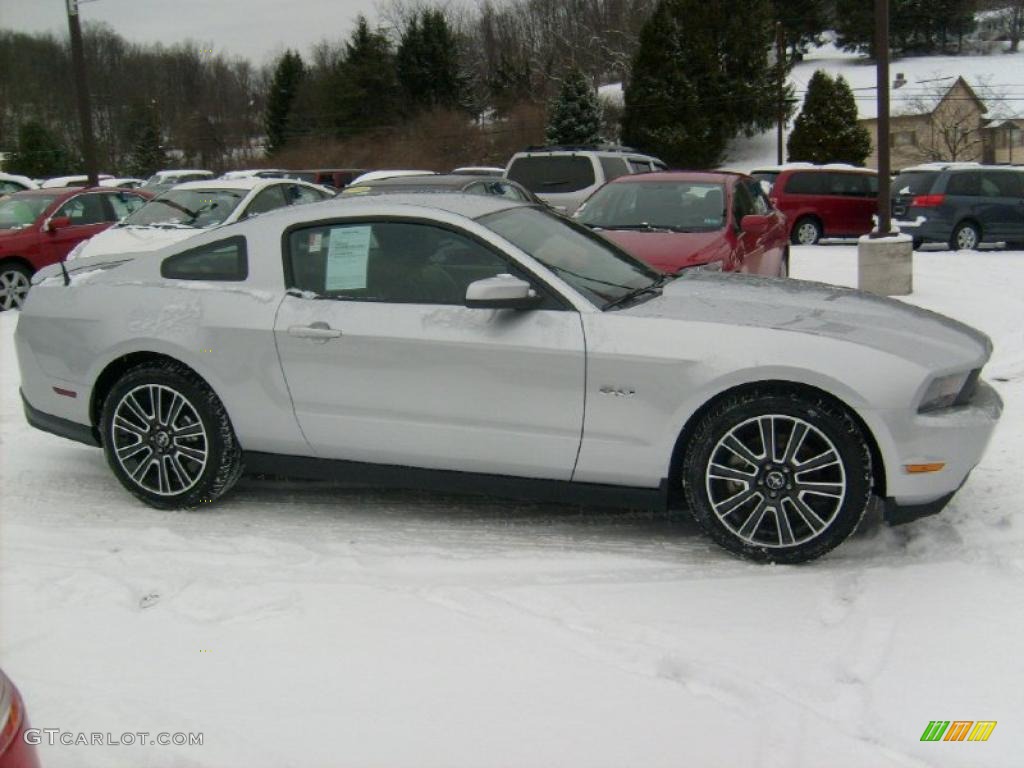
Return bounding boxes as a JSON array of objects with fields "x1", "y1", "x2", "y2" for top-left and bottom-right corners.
[
  {"x1": 16, "y1": 194, "x2": 1002, "y2": 563},
  {"x1": 67, "y1": 177, "x2": 335, "y2": 262},
  {"x1": 0, "y1": 172, "x2": 39, "y2": 198}
]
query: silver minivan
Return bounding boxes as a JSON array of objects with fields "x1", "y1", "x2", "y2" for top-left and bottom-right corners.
[{"x1": 505, "y1": 146, "x2": 666, "y2": 214}]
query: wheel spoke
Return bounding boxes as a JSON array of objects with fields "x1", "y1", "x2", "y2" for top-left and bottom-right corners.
[
  {"x1": 116, "y1": 440, "x2": 148, "y2": 461},
  {"x1": 175, "y1": 444, "x2": 207, "y2": 464},
  {"x1": 114, "y1": 414, "x2": 148, "y2": 437},
  {"x1": 123, "y1": 392, "x2": 151, "y2": 425},
  {"x1": 174, "y1": 422, "x2": 205, "y2": 439},
  {"x1": 714, "y1": 487, "x2": 758, "y2": 517},
  {"x1": 759, "y1": 417, "x2": 777, "y2": 463},
  {"x1": 150, "y1": 385, "x2": 163, "y2": 425},
  {"x1": 737, "y1": 497, "x2": 769, "y2": 540},
  {"x1": 722, "y1": 434, "x2": 761, "y2": 467},
  {"x1": 170, "y1": 454, "x2": 194, "y2": 487},
  {"x1": 782, "y1": 422, "x2": 809, "y2": 465},
  {"x1": 789, "y1": 495, "x2": 827, "y2": 533},
  {"x1": 129, "y1": 452, "x2": 155, "y2": 481},
  {"x1": 166, "y1": 392, "x2": 186, "y2": 428},
  {"x1": 795, "y1": 449, "x2": 840, "y2": 474},
  {"x1": 156, "y1": 456, "x2": 171, "y2": 494},
  {"x1": 708, "y1": 462, "x2": 756, "y2": 484},
  {"x1": 797, "y1": 481, "x2": 844, "y2": 499}
]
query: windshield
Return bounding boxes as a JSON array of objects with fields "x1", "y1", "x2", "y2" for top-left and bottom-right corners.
[
  {"x1": 576, "y1": 181, "x2": 726, "y2": 232},
  {"x1": 123, "y1": 188, "x2": 245, "y2": 228},
  {"x1": 479, "y1": 207, "x2": 661, "y2": 308},
  {"x1": 0, "y1": 194, "x2": 60, "y2": 230}
]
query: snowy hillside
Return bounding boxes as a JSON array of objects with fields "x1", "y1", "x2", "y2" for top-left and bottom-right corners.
[{"x1": 2, "y1": 245, "x2": 1023, "y2": 767}]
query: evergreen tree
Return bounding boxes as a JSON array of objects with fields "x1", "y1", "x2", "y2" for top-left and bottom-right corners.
[
  {"x1": 330, "y1": 16, "x2": 402, "y2": 137},
  {"x1": 6, "y1": 121, "x2": 67, "y2": 178},
  {"x1": 545, "y1": 67, "x2": 602, "y2": 145},
  {"x1": 835, "y1": 0, "x2": 975, "y2": 55},
  {"x1": 770, "y1": 0, "x2": 828, "y2": 56},
  {"x1": 787, "y1": 71, "x2": 871, "y2": 165},
  {"x1": 264, "y1": 50, "x2": 305, "y2": 154},
  {"x1": 124, "y1": 102, "x2": 166, "y2": 178},
  {"x1": 622, "y1": 0, "x2": 781, "y2": 168},
  {"x1": 396, "y1": 9, "x2": 466, "y2": 112}
]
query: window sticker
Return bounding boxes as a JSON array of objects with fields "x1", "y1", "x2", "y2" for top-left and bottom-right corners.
[
  {"x1": 308, "y1": 232, "x2": 322, "y2": 253},
  {"x1": 325, "y1": 225, "x2": 372, "y2": 290}
]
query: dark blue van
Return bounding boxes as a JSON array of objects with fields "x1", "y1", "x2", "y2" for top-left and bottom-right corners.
[{"x1": 892, "y1": 164, "x2": 1024, "y2": 250}]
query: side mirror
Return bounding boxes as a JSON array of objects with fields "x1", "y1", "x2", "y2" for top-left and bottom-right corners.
[
  {"x1": 740, "y1": 214, "x2": 771, "y2": 237},
  {"x1": 46, "y1": 216, "x2": 72, "y2": 232},
  {"x1": 465, "y1": 274, "x2": 541, "y2": 310}
]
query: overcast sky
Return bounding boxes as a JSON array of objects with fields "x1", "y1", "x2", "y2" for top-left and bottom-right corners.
[{"x1": 0, "y1": 0, "x2": 380, "y2": 65}]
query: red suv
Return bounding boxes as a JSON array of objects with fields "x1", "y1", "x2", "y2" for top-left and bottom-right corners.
[
  {"x1": 0, "y1": 186, "x2": 149, "y2": 310},
  {"x1": 574, "y1": 171, "x2": 789, "y2": 276},
  {"x1": 768, "y1": 166, "x2": 878, "y2": 245}
]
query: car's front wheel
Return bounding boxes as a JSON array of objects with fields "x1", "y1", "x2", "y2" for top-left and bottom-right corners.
[
  {"x1": 682, "y1": 388, "x2": 872, "y2": 563},
  {"x1": 950, "y1": 221, "x2": 980, "y2": 251},
  {"x1": 101, "y1": 361, "x2": 243, "y2": 509},
  {"x1": 0, "y1": 263, "x2": 31, "y2": 311}
]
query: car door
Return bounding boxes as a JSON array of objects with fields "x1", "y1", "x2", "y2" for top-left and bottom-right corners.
[
  {"x1": 979, "y1": 171, "x2": 1024, "y2": 240},
  {"x1": 273, "y1": 217, "x2": 586, "y2": 479},
  {"x1": 42, "y1": 192, "x2": 113, "y2": 264}
]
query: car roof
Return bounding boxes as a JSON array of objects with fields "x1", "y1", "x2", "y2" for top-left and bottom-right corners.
[
  {"x1": 168, "y1": 178, "x2": 307, "y2": 192},
  {"x1": 608, "y1": 170, "x2": 736, "y2": 184},
  {"x1": 353, "y1": 174, "x2": 506, "y2": 190}
]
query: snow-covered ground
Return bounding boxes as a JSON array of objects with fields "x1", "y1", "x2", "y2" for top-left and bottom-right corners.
[{"x1": 1, "y1": 245, "x2": 1022, "y2": 767}]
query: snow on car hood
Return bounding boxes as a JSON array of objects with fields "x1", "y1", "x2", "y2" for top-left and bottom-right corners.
[
  {"x1": 627, "y1": 271, "x2": 993, "y2": 371},
  {"x1": 73, "y1": 225, "x2": 202, "y2": 262}
]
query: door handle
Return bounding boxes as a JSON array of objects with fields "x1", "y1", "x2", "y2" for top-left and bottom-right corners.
[{"x1": 288, "y1": 322, "x2": 342, "y2": 340}]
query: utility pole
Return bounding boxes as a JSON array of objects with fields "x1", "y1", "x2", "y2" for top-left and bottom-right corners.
[
  {"x1": 872, "y1": 0, "x2": 892, "y2": 237},
  {"x1": 776, "y1": 22, "x2": 786, "y2": 165},
  {"x1": 66, "y1": 0, "x2": 99, "y2": 186}
]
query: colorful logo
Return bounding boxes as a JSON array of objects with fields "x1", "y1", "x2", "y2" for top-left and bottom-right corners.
[{"x1": 920, "y1": 721, "x2": 997, "y2": 742}]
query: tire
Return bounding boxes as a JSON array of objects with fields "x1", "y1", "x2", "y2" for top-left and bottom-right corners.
[
  {"x1": 0, "y1": 262, "x2": 32, "y2": 311},
  {"x1": 911, "y1": 238, "x2": 924, "y2": 251},
  {"x1": 100, "y1": 361, "x2": 243, "y2": 509},
  {"x1": 950, "y1": 221, "x2": 980, "y2": 251},
  {"x1": 790, "y1": 217, "x2": 821, "y2": 246},
  {"x1": 682, "y1": 388, "x2": 872, "y2": 564}
]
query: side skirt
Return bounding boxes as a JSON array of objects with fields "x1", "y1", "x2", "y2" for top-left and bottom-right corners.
[{"x1": 244, "y1": 451, "x2": 671, "y2": 511}]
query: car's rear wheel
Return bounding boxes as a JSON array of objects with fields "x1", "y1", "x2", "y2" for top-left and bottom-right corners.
[
  {"x1": 791, "y1": 217, "x2": 821, "y2": 246},
  {"x1": 0, "y1": 263, "x2": 31, "y2": 311},
  {"x1": 950, "y1": 221, "x2": 980, "y2": 251},
  {"x1": 682, "y1": 388, "x2": 872, "y2": 563},
  {"x1": 101, "y1": 361, "x2": 242, "y2": 509}
]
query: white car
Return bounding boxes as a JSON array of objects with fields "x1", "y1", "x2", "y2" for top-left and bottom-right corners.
[
  {"x1": 0, "y1": 173, "x2": 38, "y2": 198},
  {"x1": 349, "y1": 170, "x2": 436, "y2": 185},
  {"x1": 40, "y1": 174, "x2": 114, "y2": 188},
  {"x1": 16, "y1": 194, "x2": 1002, "y2": 563},
  {"x1": 99, "y1": 177, "x2": 145, "y2": 189},
  {"x1": 140, "y1": 169, "x2": 214, "y2": 195},
  {"x1": 68, "y1": 177, "x2": 335, "y2": 262}
]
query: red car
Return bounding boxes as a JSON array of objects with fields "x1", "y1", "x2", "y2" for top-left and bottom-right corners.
[
  {"x1": 0, "y1": 186, "x2": 150, "y2": 310},
  {"x1": 0, "y1": 669, "x2": 40, "y2": 768},
  {"x1": 574, "y1": 171, "x2": 788, "y2": 276},
  {"x1": 766, "y1": 165, "x2": 878, "y2": 245}
]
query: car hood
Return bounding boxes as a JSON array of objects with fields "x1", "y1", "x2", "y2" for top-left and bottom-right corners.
[
  {"x1": 73, "y1": 225, "x2": 201, "y2": 261},
  {"x1": 598, "y1": 229, "x2": 727, "y2": 271},
  {"x1": 625, "y1": 272, "x2": 992, "y2": 370}
]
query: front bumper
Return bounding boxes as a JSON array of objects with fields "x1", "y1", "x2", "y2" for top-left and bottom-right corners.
[{"x1": 875, "y1": 380, "x2": 1002, "y2": 516}]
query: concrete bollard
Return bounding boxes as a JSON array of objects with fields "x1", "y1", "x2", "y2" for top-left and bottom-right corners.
[{"x1": 857, "y1": 233, "x2": 913, "y2": 296}]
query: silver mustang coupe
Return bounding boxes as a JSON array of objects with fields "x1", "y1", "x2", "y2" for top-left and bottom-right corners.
[{"x1": 15, "y1": 194, "x2": 1002, "y2": 562}]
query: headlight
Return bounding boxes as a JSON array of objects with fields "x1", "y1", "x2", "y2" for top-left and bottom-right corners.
[
  {"x1": 918, "y1": 370, "x2": 974, "y2": 413},
  {"x1": 65, "y1": 240, "x2": 88, "y2": 261}
]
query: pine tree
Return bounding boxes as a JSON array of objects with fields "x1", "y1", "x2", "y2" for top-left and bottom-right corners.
[
  {"x1": 396, "y1": 9, "x2": 466, "y2": 112},
  {"x1": 5, "y1": 121, "x2": 67, "y2": 178},
  {"x1": 124, "y1": 102, "x2": 166, "y2": 178},
  {"x1": 622, "y1": 0, "x2": 781, "y2": 168},
  {"x1": 545, "y1": 68, "x2": 602, "y2": 145},
  {"x1": 770, "y1": 0, "x2": 828, "y2": 56},
  {"x1": 264, "y1": 50, "x2": 305, "y2": 154},
  {"x1": 787, "y1": 71, "x2": 872, "y2": 165},
  {"x1": 835, "y1": 0, "x2": 976, "y2": 55},
  {"x1": 331, "y1": 16, "x2": 402, "y2": 137}
]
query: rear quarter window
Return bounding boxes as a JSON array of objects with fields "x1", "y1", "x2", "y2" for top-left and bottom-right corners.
[
  {"x1": 781, "y1": 171, "x2": 825, "y2": 195},
  {"x1": 507, "y1": 156, "x2": 596, "y2": 194},
  {"x1": 161, "y1": 236, "x2": 248, "y2": 281},
  {"x1": 600, "y1": 157, "x2": 630, "y2": 181}
]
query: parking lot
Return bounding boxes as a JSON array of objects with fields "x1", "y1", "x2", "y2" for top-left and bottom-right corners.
[{"x1": 1, "y1": 244, "x2": 1022, "y2": 767}]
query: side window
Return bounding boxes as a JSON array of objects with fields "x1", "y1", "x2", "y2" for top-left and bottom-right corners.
[
  {"x1": 242, "y1": 185, "x2": 289, "y2": 219},
  {"x1": 783, "y1": 172, "x2": 823, "y2": 195},
  {"x1": 0, "y1": 181, "x2": 22, "y2": 195},
  {"x1": 107, "y1": 192, "x2": 146, "y2": 220},
  {"x1": 867, "y1": 175, "x2": 879, "y2": 195},
  {"x1": 744, "y1": 181, "x2": 770, "y2": 215},
  {"x1": 286, "y1": 221, "x2": 522, "y2": 306},
  {"x1": 55, "y1": 193, "x2": 107, "y2": 225},
  {"x1": 982, "y1": 171, "x2": 1022, "y2": 197},
  {"x1": 732, "y1": 183, "x2": 755, "y2": 225},
  {"x1": 161, "y1": 236, "x2": 248, "y2": 281},
  {"x1": 945, "y1": 172, "x2": 981, "y2": 197},
  {"x1": 827, "y1": 173, "x2": 868, "y2": 197},
  {"x1": 600, "y1": 157, "x2": 630, "y2": 181},
  {"x1": 285, "y1": 184, "x2": 328, "y2": 205}
]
